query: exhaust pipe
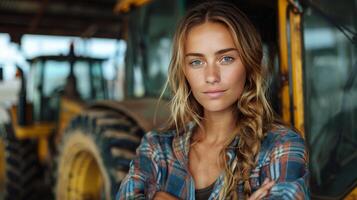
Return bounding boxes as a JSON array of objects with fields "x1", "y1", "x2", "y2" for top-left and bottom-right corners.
[{"x1": 16, "y1": 66, "x2": 27, "y2": 126}]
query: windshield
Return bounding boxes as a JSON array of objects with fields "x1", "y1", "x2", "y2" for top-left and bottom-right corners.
[
  {"x1": 303, "y1": 1, "x2": 357, "y2": 198},
  {"x1": 28, "y1": 59, "x2": 107, "y2": 122},
  {"x1": 124, "y1": 0, "x2": 184, "y2": 98}
]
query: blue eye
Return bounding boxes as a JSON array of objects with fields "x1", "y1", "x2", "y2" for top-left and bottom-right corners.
[
  {"x1": 189, "y1": 59, "x2": 203, "y2": 67},
  {"x1": 220, "y1": 56, "x2": 234, "y2": 64}
]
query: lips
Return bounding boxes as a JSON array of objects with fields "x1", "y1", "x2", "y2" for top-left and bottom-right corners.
[{"x1": 203, "y1": 89, "x2": 227, "y2": 99}]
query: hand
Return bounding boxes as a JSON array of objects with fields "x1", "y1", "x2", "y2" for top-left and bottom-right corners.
[
  {"x1": 248, "y1": 178, "x2": 275, "y2": 200},
  {"x1": 153, "y1": 191, "x2": 180, "y2": 200}
]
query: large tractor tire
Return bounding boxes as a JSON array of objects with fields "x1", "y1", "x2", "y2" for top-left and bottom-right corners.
[
  {"x1": 0, "y1": 124, "x2": 47, "y2": 200},
  {"x1": 56, "y1": 107, "x2": 145, "y2": 200}
]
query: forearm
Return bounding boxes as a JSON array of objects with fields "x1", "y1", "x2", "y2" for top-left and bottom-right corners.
[
  {"x1": 262, "y1": 131, "x2": 310, "y2": 200},
  {"x1": 116, "y1": 132, "x2": 159, "y2": 199},
  {"x1": 266, "y1": 179, "x2": 309, "y2": 200},
  {"x1": 116, "y1": 173, "x2": 147, "y2": 200}
]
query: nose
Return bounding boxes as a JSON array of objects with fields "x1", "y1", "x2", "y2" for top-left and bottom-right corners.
[{"x1": 205, "y1": 64, "x2": 220, "y2": 84}]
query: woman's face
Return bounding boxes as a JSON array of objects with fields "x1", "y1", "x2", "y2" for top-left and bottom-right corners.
[{"x1": 184, "y1": 22, "x2": 246, "y2": 113}]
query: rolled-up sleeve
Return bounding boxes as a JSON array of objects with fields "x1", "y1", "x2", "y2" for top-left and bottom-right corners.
[
  {"x1": 262, "y1": 132, "x2": 310, "y2": 200},
  {"x1": 116, "y1": 132, "x2": 158, "y2": 200}
]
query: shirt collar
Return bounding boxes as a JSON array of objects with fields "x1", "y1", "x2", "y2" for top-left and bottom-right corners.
[
  {"x1": 172, "y1": 122, "x2": 195, "y2": 168},
  {"x1": 172, "y1": 122, "x2": 239, "y2": 169}
]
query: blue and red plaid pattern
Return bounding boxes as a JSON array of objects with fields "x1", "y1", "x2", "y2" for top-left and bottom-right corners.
[{"x1": 116, "y1": 123, "x2": 310, "y2": 199}]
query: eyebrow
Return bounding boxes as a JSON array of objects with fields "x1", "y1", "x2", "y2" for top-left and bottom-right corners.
[{"x1": 185, "y1": 48, "x2": 238, "y2": 57}]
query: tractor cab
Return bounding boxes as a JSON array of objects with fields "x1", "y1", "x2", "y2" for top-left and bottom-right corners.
[
  {"x1": 26, "y1": 44, "x2": 108, "y2": 123},
  {"x1": 0, "y1": 44, "x2": 112, "y2": 199}
]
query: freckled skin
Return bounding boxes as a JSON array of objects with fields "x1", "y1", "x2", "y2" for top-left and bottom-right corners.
[
  {"x1": 184, "y1": 22, "x2": 246, "y2": 113},
  {"x1": 183, "y1": 22, "x2": 247, "y2": 189}
]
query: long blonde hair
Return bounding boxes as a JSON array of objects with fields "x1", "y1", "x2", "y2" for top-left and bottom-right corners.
[{"x1": 161, "y1": 1, "x2": 278, "y2": 199}]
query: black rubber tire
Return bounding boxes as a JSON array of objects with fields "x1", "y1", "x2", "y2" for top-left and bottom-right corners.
[
  {"x1": 0, "y1": 133, "x2": 5, "y2": 200},
  {"x1": 55, "y1": 107, "x2": 145, "y2": 200},
  {"x1": 0, "y1": 124, "x2": 48, "y2": 200}
]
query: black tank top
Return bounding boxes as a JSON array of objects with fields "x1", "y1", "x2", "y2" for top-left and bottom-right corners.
[{"x1": 195, "y1": 182, "x2": 216, "y2": 200}]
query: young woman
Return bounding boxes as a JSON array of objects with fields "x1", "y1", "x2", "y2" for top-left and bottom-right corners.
[{"x1": 116, "y1": 1, "x2": 309, "y2": 199}]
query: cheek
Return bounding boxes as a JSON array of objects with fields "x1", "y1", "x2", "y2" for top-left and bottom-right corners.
[
  {"x1": 224, "y1": 66, "x2": 246, "y2": 91},
  {"x1": 185, "y1": 69, "x2": 202, "y2": 91},
  {"x1": 223, "y1": 68, "x2": 246, "y2": 103},
  {"x1": 185, "y1": 72, "x2": 205, "y2": 103}
]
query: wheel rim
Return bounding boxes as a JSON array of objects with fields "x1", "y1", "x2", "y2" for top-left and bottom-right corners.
[
  {"x1": 69, "y1": 151, "x2": 104, "y2": 200},
  {"x1": 57, "y1": 132, "x2": 109, "y2": 200}
]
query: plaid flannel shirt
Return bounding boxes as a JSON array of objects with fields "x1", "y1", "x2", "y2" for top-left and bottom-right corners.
[{"x1": 116, "y1": 123, "x2": 310, "y2": 199}]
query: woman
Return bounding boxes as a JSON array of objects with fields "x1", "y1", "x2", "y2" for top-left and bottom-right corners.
[{"x1": 117, "y1": 1, "x2": 309, "y2": 199}]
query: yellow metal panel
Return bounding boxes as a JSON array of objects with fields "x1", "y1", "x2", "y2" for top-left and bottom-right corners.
[
  {"x1": 114, "y1": 0, "x2": 152, "y2": 13},
  {"x1": 12, "y1": 124, "x2": 55, "y2": 139},
  {"x1": 345, "y1": 187, "x2": 357, "y2": 200},
  {"x1": 289, "y1": 10, "x2": 305, "y2": 136},
  {"x1": 57, "y1": 97, "x2": 84, "y2": 143},
  {"x1": 278, "y1": 0, "x2": 291, "y2": 124},
  {"x1": 278, "y1": 0, "x2": 305, "y2": 137},
  {"x1": 10, "y1": 106, "x2": 55, "y2": 140},
  {"x1": 9, "y1": 106, "x2": 55, "y2": 162},
  {"x1": 38, "y1": 137, "x2": 49, "y2": 162}
]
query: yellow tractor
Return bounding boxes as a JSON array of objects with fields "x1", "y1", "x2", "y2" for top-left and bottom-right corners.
[
  {"x1": 0, "y1": 44, "x2": 107, "y2": 199},
  {"x1": 0, "y1": 43, "x2": 169, "y2": 200}
]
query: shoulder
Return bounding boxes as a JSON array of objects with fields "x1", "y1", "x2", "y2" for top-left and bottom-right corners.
[
  {"x1": 259, "y1": 126, "x2": 307, "y2": 163},
  {"x1": 263, "y1": 126, "x2": 305, "y2": 148},
  {"x1": 138, "y1": 129, "x2": 176, "y2": 157},
  {"x1": 142, "y1": 129, "x2": 176, "y2": 145}
]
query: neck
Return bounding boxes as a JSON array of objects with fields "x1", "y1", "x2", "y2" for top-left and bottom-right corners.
[{"x1": 197, "y1": 106, "x2": 237, "y2": 144}]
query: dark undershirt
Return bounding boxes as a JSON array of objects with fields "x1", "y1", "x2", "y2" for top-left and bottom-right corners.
[{"x1": 195, "y1": 181, "x2": 216, "y2": 200}]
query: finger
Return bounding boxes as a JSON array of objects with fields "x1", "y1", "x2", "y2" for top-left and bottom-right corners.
[
  {"x1": 256, "y1": 190, "x2": 268, "y2": 200},
  {"x1": 259, "y1": 181, "x2": 275, "y2": 198},
  {"x1": 249, "y1": 180, "x2": 275, "y2": 200},
  {"x1": 265, "y1": 180, "x2": 275, "y2": 189},
  {"x1": 249, "y1": 187, "x2": 266, "y2": 200},
  {"x1": 249, "y1": 179, "x2": 276, "y2": 200},
  {"x1": 249, "y1": 190, "x2": 267, "y2": 200},
  {"x1": 262, "y1": 178, "x2": 269, "y2": 185}
]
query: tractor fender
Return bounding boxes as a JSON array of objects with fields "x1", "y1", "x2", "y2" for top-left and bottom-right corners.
[{"x1": 87, "y1": 98, "x2": 170, "y2": 132}]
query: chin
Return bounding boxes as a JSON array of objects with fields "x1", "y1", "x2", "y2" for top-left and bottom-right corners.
[{"x1": 200, "y1": 101, "x2": 235, "y2": 113}]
